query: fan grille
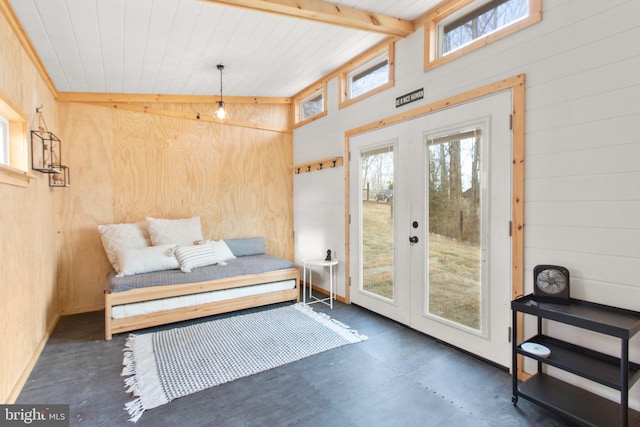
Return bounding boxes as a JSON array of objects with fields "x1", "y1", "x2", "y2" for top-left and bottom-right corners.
[{"x1": 537, "y1": 269, "x2": 567, "y2": 293}]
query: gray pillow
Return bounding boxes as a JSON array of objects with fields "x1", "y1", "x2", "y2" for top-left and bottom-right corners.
[{"x1": 224, "y1": 237, "x2": 266, "y2": 257}]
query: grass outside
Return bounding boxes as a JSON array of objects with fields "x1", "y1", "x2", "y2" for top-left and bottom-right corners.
[{"x1": 362, "y1": 200, "x2": 481, "y2": 329}]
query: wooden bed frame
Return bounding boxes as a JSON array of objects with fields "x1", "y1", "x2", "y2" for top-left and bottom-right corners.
[{"x1": 104, "y1": 267, "x2": 299, "y2": 340}]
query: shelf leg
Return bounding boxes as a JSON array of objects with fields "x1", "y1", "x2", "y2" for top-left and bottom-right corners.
[
  {"x1": 537, "y1": 316, "x2": 543, "y2": 374},
  {"x1": 512, "y1": 309, "x2": 519, "y2": 405},
  {"x1": 621, "y1": 339, "x2": 629, "y2": 427}
]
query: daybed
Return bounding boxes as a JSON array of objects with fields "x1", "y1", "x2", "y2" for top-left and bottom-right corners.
[{"x1": 99, "y1": 218, "x2": 299, "y2": 340}]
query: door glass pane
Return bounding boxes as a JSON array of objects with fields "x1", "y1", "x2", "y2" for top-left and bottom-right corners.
[
  {"x1": 361, "y1": 146, "x2": 394, "y2": 300},
  {"x1": 427, "y1": 130, "x2": 482, "y2": 330}
]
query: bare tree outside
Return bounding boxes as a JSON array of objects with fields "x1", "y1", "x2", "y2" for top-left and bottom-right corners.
[
  {"x1": 428, "y1": 132, "x2": 482, "y2": 329},
  {"x1": 358, "y1": 133, "x2": 484, "y2": 329}
]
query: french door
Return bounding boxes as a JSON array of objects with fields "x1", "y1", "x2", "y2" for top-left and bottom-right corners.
[{"x1": 349, "y1": 92, "x2": 512, "y2": 367}]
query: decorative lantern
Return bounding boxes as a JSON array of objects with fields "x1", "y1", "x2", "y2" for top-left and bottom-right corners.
[
  {"x1": 31, "y1": 106, "x2": 70, "y2": 187},
  {"x1": 31, "y1": 129, "x2": 62, "y2": 173},
  {"x1": 48, "y1": 164, "x2": 70, "y2": 187}
]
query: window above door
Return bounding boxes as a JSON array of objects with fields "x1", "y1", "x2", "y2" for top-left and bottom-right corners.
[
  {"x1": 423, "y1": 0, "x2": 542, "y2": 71},
  {"x1": 339, "y1": 41, "x2": 395, "y2": 109}
]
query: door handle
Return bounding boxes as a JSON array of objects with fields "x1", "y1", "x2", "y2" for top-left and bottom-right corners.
[{"x1": 409, "y1": 236, "x2": 419, "y2": 244}]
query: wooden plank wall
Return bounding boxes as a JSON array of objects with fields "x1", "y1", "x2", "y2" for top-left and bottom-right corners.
[
  {"x1": 0, "y1": 10, "x2": 59, "y2": 403},
  {"x1": 56, "y1": 101, "x2": 294, "y2": 313},
  {"x1": 293, "y1": 0, "x2": 640, "y2": 407}
]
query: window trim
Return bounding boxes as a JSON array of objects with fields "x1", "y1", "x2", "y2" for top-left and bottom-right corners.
[
  {"x1": 0, "y1": 91, "x2": 34, "y2": 187},
  {"x1": 423, "y1": 0, "x2": 541, "y2": 71},
  {"x1": 0, "y1": 113, "x2": 8, "y2": 165},
  {"x1": 339, "y1": 42, "x2": 395, "y2": 110},
  {"x1": 293, "y1": 81, "x2": 327, "y2": 128}
]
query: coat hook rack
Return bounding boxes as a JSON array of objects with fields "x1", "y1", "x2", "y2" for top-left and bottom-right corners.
[{"x1": 292, "y1": 156, "x2": 343, "y2": 175}]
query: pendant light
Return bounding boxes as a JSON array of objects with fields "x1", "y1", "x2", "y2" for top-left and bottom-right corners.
[{"x1": 215, "y1": 64, "x2": 227, "y2": 120}]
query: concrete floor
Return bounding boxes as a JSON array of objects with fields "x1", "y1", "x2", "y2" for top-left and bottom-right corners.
[{"x1": 17, "y1": 300, "x2": 574, "y2": 426}]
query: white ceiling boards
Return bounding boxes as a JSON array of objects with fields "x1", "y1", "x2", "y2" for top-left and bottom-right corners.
[{"x1": 7, "y1": 0, "x2": 441, "y2": 98}]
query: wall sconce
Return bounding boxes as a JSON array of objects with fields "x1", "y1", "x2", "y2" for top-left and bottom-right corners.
[
  {"x1": 31, "y1": 106, "x2": 71, "y2": 187},
  {"x1": 49, "y1": 164, "x2": 70, "y2": 187},
  {"x1": 31, "y1": 128, "x2": 61, "y2": 173}
]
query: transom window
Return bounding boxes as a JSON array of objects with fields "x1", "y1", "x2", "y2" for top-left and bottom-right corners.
[
  {"x1": 300, "y1": 90, "x2": 324, "y2": 122},
  {"x1": 340, "y1": 42, "x2": 395, "y2": 109},
  {"x1": 423, "y1": 0, "x2": 541, "y2": 71},
  {"x1": 293, "y1": 82, "x2": 327, "y2": 127},
  {"x1": 347, "y1": 53, "x2": 389, "y2": 100},
  {"x1": 440, "y1": 0, "x2": 529, "y2": 56}
]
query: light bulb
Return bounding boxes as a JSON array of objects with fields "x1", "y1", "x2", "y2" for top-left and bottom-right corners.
[{"x1": 215, "y1": 101, "x2": 226, "y2": 120}]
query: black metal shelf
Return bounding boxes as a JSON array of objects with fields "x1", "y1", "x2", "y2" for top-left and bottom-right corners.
[
  {"x1": 518, "y1": 335, "x2": 640, "y2": 390},
  {"x1": 518, "y1": 374, "x2": 640, "y2": 427},
  {"x1": 512, "y1": 294, "x2": 640, "y2": 339},
  {"x1": 512, "y1": 294, "x2": 640, "y2": 427}
]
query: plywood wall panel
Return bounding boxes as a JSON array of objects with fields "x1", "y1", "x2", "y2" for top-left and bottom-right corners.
[
  {"x1": 56, "y1": 103, "x2": 116, "y2": 312},
  {"x1": 0, "y1": 8, "x2": 59, "y2": 403},
  {"x1": 56, "y1": 101, "x2": 293, "y2": 314},
  {"x1": 293, "y1": 0, "x2": 640, "y2": 408},
  {"x1": 112, "y1": 109, "x2": 222, "y2": 223},
  {"x1": 217, "y1": 126, "x2": 294, "y2": 256}
]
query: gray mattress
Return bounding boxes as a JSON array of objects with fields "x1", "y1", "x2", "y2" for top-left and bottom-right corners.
[{"x1": 106, "y1": 254, "x2": 295, "y2": 293}]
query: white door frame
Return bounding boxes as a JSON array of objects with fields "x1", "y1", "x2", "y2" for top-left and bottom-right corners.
[
  {"x1": 407, "y1": 92, "x2": 513, "y2": 367},
  {"x1": 343, "y1": 75, "x2": 526, "y2": 367}
]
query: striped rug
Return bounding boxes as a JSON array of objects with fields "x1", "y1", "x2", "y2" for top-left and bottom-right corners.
[{"x1": 122, "y1": 303, "x2": 367, "y2": 422}]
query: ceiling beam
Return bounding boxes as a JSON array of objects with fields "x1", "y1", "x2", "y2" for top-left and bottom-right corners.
[{"x1": 200, "y1": 0, "x2": 415, "y2": 37}]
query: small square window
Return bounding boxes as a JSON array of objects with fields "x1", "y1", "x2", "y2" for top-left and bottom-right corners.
[
  {"x1": 300, "y1": 90, "x2": 324, "y2": 122},
  {"x1": 0, "y1": 114, "x2": 9, "y2": 165},
  {"x1": 0, "y1": 95, "x2": 31, "y2": 187},
  {"x1": 294, "y1": 82, "x2": 327, "y2": 126}
]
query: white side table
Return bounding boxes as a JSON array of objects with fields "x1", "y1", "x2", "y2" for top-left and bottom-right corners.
[{"x1": 302, "y1": 259, "x2": 339, "y2": 308}]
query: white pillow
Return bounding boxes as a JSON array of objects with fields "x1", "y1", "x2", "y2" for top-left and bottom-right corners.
[
  {"x1": 116, "y1": 243, "x2": 179, "y2": 276},
  {"x1": 210, "y1": 240, "x2": 236, "y2": 261},
  {"x1": 174, "y1": 242, "x2": 219, "y2": 273},
  {"x1": 97, "y1": 222, "x2": 151, "y2": 272},
  {"x1": 146, "y1": 216, "x2": 203, "y2": 246}
]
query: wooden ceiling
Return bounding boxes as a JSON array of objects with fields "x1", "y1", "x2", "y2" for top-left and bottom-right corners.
[{"x1": 3, "y1": 0, "x2": 441, "y2": 99}]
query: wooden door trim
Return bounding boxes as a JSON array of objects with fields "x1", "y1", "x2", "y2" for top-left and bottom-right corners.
[{"x1": 343, "y1": 74, "x2": 525, "y2": 323}]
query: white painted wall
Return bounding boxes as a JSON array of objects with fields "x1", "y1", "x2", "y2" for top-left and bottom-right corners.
[{"x1": 294, "y1": 0, "x2": 640, "y2": 406}]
